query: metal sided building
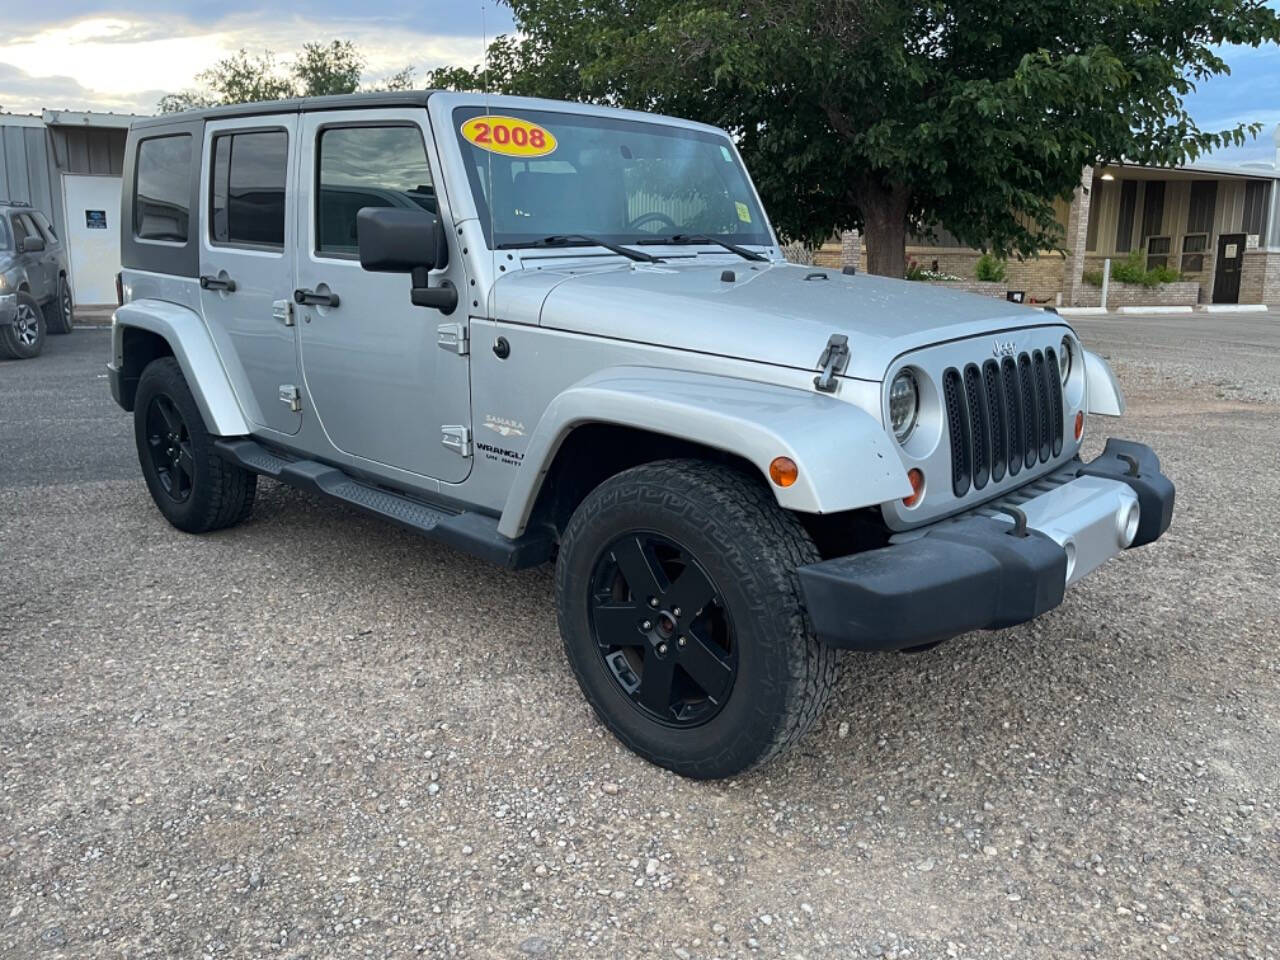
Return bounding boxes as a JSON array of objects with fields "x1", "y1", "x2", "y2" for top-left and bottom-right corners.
[{"x1": 0, "y1": 110, "x2": 143, "y2": 307}]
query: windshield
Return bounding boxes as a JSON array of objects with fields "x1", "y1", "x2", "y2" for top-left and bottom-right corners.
[
  {"x1": 453, "y1": 106, "x2": 772, "y2": 249},
  {"x1": 0, "y1": 217, "x2": 10, "y2": 251}
]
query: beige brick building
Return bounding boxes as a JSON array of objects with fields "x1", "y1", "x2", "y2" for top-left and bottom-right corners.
[{"x1": 816, "y1": 126, "x2": 1280, "y2": 307}]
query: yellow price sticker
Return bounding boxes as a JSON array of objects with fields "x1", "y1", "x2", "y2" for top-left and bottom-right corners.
[
  {"x1": 460, "y1": 115, "x2": 558, "y2": 158},
  {"x1": 735, "y1": 201, "x2": 752, "y2": 223}
]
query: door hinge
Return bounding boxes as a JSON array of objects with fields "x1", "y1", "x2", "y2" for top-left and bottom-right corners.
[
  {"x1": 279, "y1": 384, "x2": 301, "y2": 412},
  {"x1": 437, "y1": 321, "x2": 468, "y2": 355},
  {"x1": 441, "y1": 425, "x2": 472, "y2": 458},
  {"x1": 273, "y1": 299, "x2": 295, "y2": 326}
]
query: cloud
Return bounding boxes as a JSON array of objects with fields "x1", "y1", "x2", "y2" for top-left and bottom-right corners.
[{"x1": 0, "y1": 11, "x2": 497, "y2": 115}]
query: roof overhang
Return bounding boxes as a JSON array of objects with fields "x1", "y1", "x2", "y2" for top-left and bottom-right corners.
[
  {"x1": 41, "y1": 109, "x2": 143, "y2": 129},
  {"x1": 1096, "y1": 161, "x2": 1278, "y2": 184}
]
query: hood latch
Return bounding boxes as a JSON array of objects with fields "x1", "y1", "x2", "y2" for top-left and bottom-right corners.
[{"x1": 813, "y1": 334, "x2": 850, "y2": 393}]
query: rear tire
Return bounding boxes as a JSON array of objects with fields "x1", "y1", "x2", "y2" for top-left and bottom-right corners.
[
  {"x1": 0, "y1": 292, "x2": 45, "y2": 360},
  {"x1": 44, "y1": 276, "x2": 74, "y2": 335},
  {"x1": 134, "y1": 357, "x2": 256, "y2": 533},
  {"x1": 556, "y1": 459, "x2": 839, "y2": 779}
]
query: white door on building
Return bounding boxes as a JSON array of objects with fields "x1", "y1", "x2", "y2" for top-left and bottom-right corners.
[{"x1": 62, "y1": 174, "x2": 122, "y2": 305}]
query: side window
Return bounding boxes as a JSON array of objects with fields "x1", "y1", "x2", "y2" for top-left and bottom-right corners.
[
  {"x1": 135, "y1": 134, "x2": 193, "y2": 242},
  {"x1": 316, "y1": 125, "x2": 433, "y2": 256},
  {"x1": 31, "y1": 211, "x2": 57, "y2": 244},
  {"x1": 210, "y1": 130, "x2": 288, "y2": 247},
  {"x1": 12, "y1": 215, "x2": 30, "y2": 245}
]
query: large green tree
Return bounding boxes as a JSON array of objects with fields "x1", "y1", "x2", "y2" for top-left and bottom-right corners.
[{"x1": 429, "y1": 0, "x2": 1280, "y2": 277}]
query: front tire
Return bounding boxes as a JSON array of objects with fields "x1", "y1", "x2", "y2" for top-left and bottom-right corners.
[
  {"x1": 556, "y1": 459, "x2": 839, "y2": 779},
  {"x1": 0, "y1": 292, "x2": 45, "y2": 360},
  {"x1": 134, "y1": 357, "x2": 256, "y2": 533}
]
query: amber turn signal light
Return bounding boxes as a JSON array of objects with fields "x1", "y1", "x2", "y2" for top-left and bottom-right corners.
[
  {"x1": 1074, "y1": 410, "x2": 1085, "y2": 440},
  {"x1": 903, "y1": 468, "x2": 925, "y2": 507},
  {"x1": 769, "y1": 456, "x2": 798, "y2": 487}
]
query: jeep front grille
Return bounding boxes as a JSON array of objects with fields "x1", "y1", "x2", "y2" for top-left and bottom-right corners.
[{"x1": 942, "y1": 348, "x2": 1064, "y2": 497}]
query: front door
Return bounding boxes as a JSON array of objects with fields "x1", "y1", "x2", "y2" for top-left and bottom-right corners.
[
  {"x1": 295, "y1": 109, "x2": 472, "y2": 483},
  {"x1": 198, "y1": 116, "x2": 302, "y2": 436},
  {"x1": 1212, "y1": 233, "x2": 1245, "y2": 304}
]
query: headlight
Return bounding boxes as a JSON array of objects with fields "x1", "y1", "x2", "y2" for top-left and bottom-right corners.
[
  {"x1": 1059, "y1": 336, "x2": 1073, "y2": 381},
  {"x1": 0, "y1": 275, "x2": 8, "y2": 292},
  {"x1": 889, "y1": 370, "x2": 919, "y2": 443}
]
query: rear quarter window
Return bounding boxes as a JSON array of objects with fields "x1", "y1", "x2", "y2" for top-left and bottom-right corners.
[{"x1": 135, "y1": 134, "x2": 193, "y2": 242}]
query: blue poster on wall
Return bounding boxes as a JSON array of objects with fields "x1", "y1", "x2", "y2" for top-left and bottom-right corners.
[{"x1": 86, "y1": 210, "x2": 107, "y2": 229}]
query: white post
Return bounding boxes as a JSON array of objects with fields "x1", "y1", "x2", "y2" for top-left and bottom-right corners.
[{"x1": 1101, "y1": 258, "x2": 1111, "y2": 311}]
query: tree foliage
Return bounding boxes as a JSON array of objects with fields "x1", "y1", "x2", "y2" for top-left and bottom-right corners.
[
  {"x1": 428, "y1": 0, "x2": 1280, "y2": 276},
  {"x1": 157, "y1": 41, "x2": 414, "y2": 113}
]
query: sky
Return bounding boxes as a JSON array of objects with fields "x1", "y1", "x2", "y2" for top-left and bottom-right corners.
[{"x1": 1, "y1": 2, "x2": 1278, "y2": 168}]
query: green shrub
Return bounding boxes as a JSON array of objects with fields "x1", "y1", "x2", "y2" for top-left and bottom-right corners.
[
  {"x1": 975, "y1": 253, "x2": 1007, "y2": 283},
  {"x1": 1086, "y1": 250, "x2": 1183, "y2": 288}
]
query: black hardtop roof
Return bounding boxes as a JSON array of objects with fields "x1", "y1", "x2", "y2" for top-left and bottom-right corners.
[{"x1": 130, "y1": 90, "x2": 439, "y2": 130}]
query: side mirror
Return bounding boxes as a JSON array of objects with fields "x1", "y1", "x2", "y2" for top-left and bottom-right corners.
[
  {"x1": 356, "y1": 207, "x2": 456, "y2": 314},
  {"x1": 356, "y1": 207, "x2": 440, "y2": 272},
  {"x1": 20, "y1": 236, "x2": 46, "y2": 254}
]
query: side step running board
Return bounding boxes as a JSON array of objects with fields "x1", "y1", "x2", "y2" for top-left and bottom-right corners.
[{"x1": 214, "y1": 439, "x2": 553, "y2": 569}]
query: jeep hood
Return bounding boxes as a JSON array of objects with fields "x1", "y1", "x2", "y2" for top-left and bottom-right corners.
[{"x1": 496, "y1": 259, "x2": 1063, "y2": 381}]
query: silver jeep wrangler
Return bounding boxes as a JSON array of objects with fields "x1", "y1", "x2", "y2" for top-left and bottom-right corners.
[{"x1": 109, "y1": 92, "x2": 1174, "y2": 778}]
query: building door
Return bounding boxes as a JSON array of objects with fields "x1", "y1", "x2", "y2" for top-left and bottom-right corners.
[
  {"x1": 61, "y1": 174, "x2": 122, "y2": 305},
  {"x1": 1212, "y1": 233, "x2": 1245, "y2": 304}
]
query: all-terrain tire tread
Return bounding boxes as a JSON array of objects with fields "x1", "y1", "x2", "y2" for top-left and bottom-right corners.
[{"x1": 557, "y1": 458, "x2": 839, "y2": 778}]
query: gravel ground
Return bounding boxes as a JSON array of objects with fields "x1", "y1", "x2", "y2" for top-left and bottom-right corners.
[{"x1": 1, "y1": 319, "x2": 1277, "y2": 959}]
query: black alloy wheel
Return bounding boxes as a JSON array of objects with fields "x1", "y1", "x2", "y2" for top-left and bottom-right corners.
[
  {"x1": 589, "y1": 531, "x2": 737, "y2": 727},
  {"x1": 144, "y1": 394, "x2": 195, "y2": 503}
]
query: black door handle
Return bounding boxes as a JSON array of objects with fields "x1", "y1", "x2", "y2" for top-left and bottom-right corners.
[
  {"x1": 199, "y1": 275, "x2": 237, "y2": 292},
  {"x1": 294, "y1": 287, "x2": 340, "y2": 308}
]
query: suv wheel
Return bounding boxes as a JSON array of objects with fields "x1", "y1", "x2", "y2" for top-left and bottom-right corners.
[
  {"x1": 45, "y1": 276, "x2": 74, "y2": 335},
  {"x1": 0, "y1": 292, "x2": 45, "y2": 360},
  {"x1": 134, "y1": 357, "x2": 257, "y2": 533},
  {"x1": 556, "y1": 459, "x2": 839, "y2": 779}
]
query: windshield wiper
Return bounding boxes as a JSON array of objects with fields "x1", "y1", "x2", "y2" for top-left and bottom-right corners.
[
  {"x1": 638, "y1": 233, "x2": 768, "y2": 262},
  {"x1": 497, "y1": 234, "x2": 663, "y2": 263}
]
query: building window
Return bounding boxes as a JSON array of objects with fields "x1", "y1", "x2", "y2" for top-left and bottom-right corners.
[
  {"x1": 1146, "y1": 235, "x2": 1171, "y2": 270},
  {"x1": 315, "y1": 125, "x2": 434, "y2": 256},
  {"x1": 1140, "y1": 181, "x2": 1165, "y2": 244},
  {"x1": 1115, "y1": 180, "x2": 1137, "y2": 252},
  {"x1": 135, "y1": 134, "x2": 193, "y2": 242},
  {"x1": 1180, "y1": 233, "x2": 1208, "y2": 273},
  {"x1": 210, "y1": 130, "x2": 288, "y2": 248},
  {"x1": 1243, "y1": 180, "x2": 1270, "y2": 238},
  {"x1": 1187, "y1": 181, "x2": 1217, "y2": 235}
]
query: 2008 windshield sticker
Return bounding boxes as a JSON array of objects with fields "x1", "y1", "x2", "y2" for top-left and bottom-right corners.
[{"x1": 461, "y1": 116, "x2": 557, "y2": 158}]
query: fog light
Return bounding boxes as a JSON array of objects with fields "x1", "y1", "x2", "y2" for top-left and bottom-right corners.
[
  {"x1": 769, "y1": 456, "x2": 798, "y2": 487},
  {"x1": 902, "y1": 468, "x2": 925, "y2": 507},
  {"x1": 1074, "y1": 410, "x2": 1085, "y2": 440}
]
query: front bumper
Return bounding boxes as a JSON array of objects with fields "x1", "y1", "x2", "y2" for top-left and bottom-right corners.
[
  {"x1": 0, "y1": 293, "x2": 16, "y2": 326},
  {"x1": 798, "y1": 439, "x2": 1175, "y2": 650}
]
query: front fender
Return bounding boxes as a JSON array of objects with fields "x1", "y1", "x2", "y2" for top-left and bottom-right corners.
[
  {"x1": 497, "y1": 366, "x2": 912, "y2": 538},
  {"x1": 1083, "y1": 349, "x2": 1125, "y2": 416},
  {"x1": 112, "y1": 299, "x2": 250, "y2": 436}
]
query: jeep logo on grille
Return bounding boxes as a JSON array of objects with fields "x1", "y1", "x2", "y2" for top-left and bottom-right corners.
[{"x1": 992, "y1": 339, "x2": 1016, "y2": 357}]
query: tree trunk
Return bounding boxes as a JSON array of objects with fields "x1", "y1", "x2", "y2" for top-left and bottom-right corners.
[{"x1": 858, "y1": 183, "x2": 912, "y2": 279}]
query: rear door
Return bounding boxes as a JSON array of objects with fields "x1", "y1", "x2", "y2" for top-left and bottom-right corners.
[
  {"x1": 198, "y1": 116, "x2": 302, "y2": 436},
  {"x1": 294, "y1": 109, "x2": 472, "y2": 482}
]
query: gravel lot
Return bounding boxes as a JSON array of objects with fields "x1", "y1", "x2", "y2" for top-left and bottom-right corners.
[{"x1": 1, "y1": 316, "x2": 1277, "y2": 959}]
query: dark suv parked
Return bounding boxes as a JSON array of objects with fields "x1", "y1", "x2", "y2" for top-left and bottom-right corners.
[{"x1": 0, "y1": 201, "x2": 74, "y2": 359}]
